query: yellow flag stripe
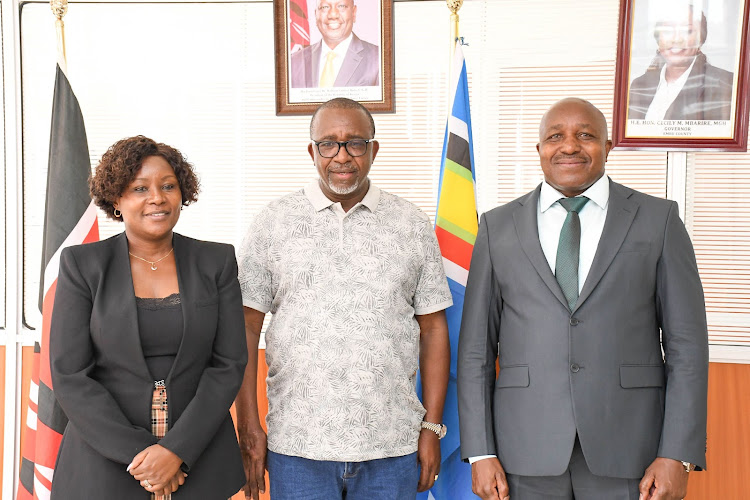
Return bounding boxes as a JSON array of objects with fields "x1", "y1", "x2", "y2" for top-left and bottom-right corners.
[{"x1": 437, "y1": 169, "x2": 478, "y2": 236}]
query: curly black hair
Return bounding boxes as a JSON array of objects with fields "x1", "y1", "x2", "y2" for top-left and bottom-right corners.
[{"x1": 90, "y1": 135, "x2": 200, "y2": 221}]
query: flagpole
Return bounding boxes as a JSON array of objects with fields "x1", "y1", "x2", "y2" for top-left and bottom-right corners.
[
  {"x1": 50, "y1": 0, "x2": 68, "y2": 71},
  {"x1": 448, "y1": 0, "x2": 463, "y2": 62}
]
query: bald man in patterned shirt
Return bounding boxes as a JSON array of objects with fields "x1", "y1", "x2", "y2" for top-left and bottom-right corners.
[{"x1": 235, "y1": 97, "x2": 452, "y2": 500}]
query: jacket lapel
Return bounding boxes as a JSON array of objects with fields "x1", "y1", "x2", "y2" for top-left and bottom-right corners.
[
  {"x1": 573, "y1": 180, "x2": 639, "y2": 312},
  {"x1": 334, "y1": 34, "x2": 364, "y2": 86},
  {"x1": 112, "y1": 233, "x2": 152, "y2": 380},
  {"x1": 309, "y1": 42, "x2": 322, "y2": 87},
  {"x1": 513, "y1": 185, "x2": 569, "y2": 310},
  {"x1": 166, "y1": 233, "x2": 190, "y2": 386}
]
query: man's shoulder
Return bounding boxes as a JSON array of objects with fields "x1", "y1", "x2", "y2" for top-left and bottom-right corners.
[
  {"x1": 609, "y1": 181, "x2": 677, "y2": 219},
  {"x1": 482, "y1": 188, "x2": 537, "y2": 220},
  {"x1": 291, "y1": 42, "x2": 318, "y2": 62},
  {"x1": 351, "y1": 33, "x2": 379, "y2": 55},
  {"x1": 261, "y1": 188, "x2": 309, "y2": 212},
  {"x1": 377, "y1": 189, "x2": 430, "y2": 222}
]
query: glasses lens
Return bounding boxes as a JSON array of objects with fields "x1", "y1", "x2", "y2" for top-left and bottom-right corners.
[
  {"x1": 317, "y1": 141, "x2": 339, "y2": 157},
  {"x1": 345, "y1": 140, "x2": 368, "y2": 157}
]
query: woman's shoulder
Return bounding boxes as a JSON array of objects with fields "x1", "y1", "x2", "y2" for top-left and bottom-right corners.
[
  {"x1": 61, "y1": 232, "x2": 124, "y2": 260},
  {"x1": 174, "y1": 233, "x2": 235, "y2": 257}
]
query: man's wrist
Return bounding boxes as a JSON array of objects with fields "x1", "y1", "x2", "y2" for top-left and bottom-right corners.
[
  {"x1": 468, "y1": 454, "x2": 497, "y2": 464},
  {"x1": 420, "y1": 420, "x2": 447, "y2": 439}
]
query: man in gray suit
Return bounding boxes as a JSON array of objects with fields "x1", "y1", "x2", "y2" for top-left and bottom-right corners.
[
  {"x1": 457, "y1": 98, "x2": 708, "y2": 500},
  {"x1": 290, "y1": 0, "x2": 379, "y2": 88}
]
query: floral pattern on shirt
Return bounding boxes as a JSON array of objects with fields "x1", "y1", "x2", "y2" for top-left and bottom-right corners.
[{"x1": 238, "y1": 181, "x2": 452, "y2": 461}]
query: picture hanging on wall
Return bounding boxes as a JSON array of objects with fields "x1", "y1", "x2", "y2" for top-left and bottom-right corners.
[
  {"x1": 273, "y1": 0, "x2": 394, "y2": 115},
  {"x1": 612, "y1": 0, "x2": 750, "y2": 150}
]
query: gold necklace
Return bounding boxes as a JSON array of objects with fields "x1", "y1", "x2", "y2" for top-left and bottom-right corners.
[{"x1": 128, "y1": 247, "x2": 174, "y2": 271}]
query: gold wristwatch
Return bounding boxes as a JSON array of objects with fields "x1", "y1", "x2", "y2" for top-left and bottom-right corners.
[
  {"x1": 681, "y1": 461, "x2": 696, "y2": 473},
  {"x1": 421, "y1": 421, "x2": 447, "y2": 439}
]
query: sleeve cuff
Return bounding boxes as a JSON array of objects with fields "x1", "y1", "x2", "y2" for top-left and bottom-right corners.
[
  {"x1": 242, "y1": 298, "x2": 271, "y2": 313},
  {"x1": 468, "y1": 455, "x2": 498, "y2": 464},
  {"x1": 414, "y1": 299, "x2": 454, "y2": 316}
]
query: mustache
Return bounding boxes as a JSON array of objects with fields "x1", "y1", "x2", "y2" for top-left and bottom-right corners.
[
  {"x1": 552, "y1": 154, "x2": 588, "y2": 163},
  {"x1": 328, "y1": 163, "x2": 356, "y2": 172}
]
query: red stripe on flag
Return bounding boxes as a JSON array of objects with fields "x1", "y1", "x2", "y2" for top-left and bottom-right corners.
[
  {"x1": 38, "y1": 281, "x2": 57, "y2": 389},
  {"x1": 83, "y1": 219, "x2": 99, "y2": 244},
  {"x1": 435, "y1": 226, "x2": 473, "y2": 270},
  {"x1": 16, "y1": 488, "x2": 33, "y2": 500},
  {"x1": 34, "y1": 422, "x2": 64, "y2": 469}
]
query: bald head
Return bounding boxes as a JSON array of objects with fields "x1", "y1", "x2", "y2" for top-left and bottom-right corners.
[
  {"x1": 310, "y1": 97, "x2": 375, "y2": 139},
  {"x1": 539, "y1": 98, "x2": 609, "y2": 143}
]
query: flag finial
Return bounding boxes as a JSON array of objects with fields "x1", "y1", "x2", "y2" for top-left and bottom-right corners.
[
  {"x1": 50, "y1": 0, "x2": 67, "y2": 20},
  {"x1": 446, "y1": 0, "x2": 463, "y2": 14},
  {"x1": 50, "y1": 0, "x2": 68, "y2": 69}
]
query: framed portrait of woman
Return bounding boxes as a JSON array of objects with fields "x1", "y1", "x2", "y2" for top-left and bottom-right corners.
[
  {"x1": 273, "y1": 0, "x2": 394, "y2": 115},
  {"x1": 612, "y1": 0, "x2": 750, "y2": 150}
]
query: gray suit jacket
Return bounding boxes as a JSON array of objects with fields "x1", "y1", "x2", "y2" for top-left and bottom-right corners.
[
  {"x1": 50, "y1": 233, "x2": 247, "y2": 499},
  {"x1": 457, "y1": 180, "x2": 708, "y2": 479},
  {"x1": 290, "y1": 33, "x2": 380, "y2": 88}
]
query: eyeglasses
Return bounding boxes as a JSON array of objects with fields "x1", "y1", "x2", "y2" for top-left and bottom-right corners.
[{"x1": 313, "y1": 139, "x2": 372, "y2": 158}]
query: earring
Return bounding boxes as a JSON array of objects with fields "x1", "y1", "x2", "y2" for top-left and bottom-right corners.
[{"x1": 114, "y1": 208, "x2": 121, "y2": 218}]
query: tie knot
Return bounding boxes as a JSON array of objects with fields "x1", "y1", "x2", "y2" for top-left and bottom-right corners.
[{"x1": 558, "y1": 196, "x2": 589, "y2": 214}]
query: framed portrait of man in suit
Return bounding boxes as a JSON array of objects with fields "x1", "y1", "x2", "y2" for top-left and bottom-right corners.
[
  {"x1": 612, "y1": 0, "x2": 750, "y2": 150},
  {"x1": 273, "y1": 0, "x2": 394, "y2": 115}
]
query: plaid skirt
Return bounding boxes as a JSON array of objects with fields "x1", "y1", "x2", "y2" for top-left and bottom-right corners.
[{"x1": 151, "y1": 381, "x2": 170, "y2": 500}]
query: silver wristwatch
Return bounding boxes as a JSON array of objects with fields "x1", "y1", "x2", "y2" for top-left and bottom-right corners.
[
  {"x1": 681, "y1": 461, "x2": 696, "y2": 473},
  {"x1": 421, "y1": 420, "x2": 447, "y2": 439}
]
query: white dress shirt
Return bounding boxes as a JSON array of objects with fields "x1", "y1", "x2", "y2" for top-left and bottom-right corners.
[
  {"x1": 644, "y1": 57, "x2": 696, "y2": 121},
  {"x1": 469, "y1": 175, "x2": 610, "y2": 465},
  {"x1": 318, "y1": 33, "x2": 353, "y2": 84}
]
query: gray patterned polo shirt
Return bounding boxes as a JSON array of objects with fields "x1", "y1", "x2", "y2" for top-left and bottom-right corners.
[{"x1": 238, "y1": 180, "x2": 452, "y2": 461}]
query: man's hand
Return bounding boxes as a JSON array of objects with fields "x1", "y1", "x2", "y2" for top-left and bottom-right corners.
[
  {"x1": 639, "y1": 457, "x2": 689, "y2": 500},
  {"x1": 128, "y1": 444, "x2": 184, "y2": 494},
  {"x1": 471, "y1": 457, "x2": 510, "y2": 500},
  {"x1": 240, "y1": 426, "x2": 268, "y2": 500},
  {"x1": 417, "y1": 429, "x2": 441, "y2": 492}
]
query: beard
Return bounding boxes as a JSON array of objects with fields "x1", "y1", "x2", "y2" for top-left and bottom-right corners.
[{"x1": 324, "y1": 172, "x2": 366, "y2": 195}]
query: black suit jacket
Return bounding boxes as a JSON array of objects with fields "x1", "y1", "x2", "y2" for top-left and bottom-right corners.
[
  {"x1": 50, "y1": 232, "x2": 247, "y2": 499},
  {"x1": 628, "y1": 53, "x2": 734, "y2": 120}
]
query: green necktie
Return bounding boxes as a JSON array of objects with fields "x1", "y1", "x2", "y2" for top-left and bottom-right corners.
[{"x1": 555, "y1": 196, "x2": 589, "y2": 310}]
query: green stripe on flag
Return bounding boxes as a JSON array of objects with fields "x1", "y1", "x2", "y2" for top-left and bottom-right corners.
[
  {"x1": 444, "y1": 159, "x2": 473, "y2": 182},
  {"x1": 436, "y1": 216, "x2": 477, "y2": 244}
]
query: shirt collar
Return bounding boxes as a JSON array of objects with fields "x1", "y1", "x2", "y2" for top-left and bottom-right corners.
[
  {"x1": 304, "y1": 178, "x2": 381, "y2": 212},
  {"x1": 658, "y1": 56, "x2": 696, "y2": 88},
  {"x1": 540, "y1": 174, "x2": 610, "y2": 212},
  {"x1": 320, "y1": 33, "x2": 353, "y2": 58}
]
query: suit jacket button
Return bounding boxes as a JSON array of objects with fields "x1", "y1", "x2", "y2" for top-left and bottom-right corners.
[
  {"x1": 570, "y1": 318, "x2": 579, "y2": 326},
  {"x1": 570, "y1": 363, "x2": 580, "y2": 373}
]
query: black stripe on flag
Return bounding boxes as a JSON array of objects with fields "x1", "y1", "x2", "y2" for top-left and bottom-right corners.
[
  {"x1": 446, "y1": 132, "x2": 472, "y2": 172},
  {"x1": 19, "y1": 457, "x2": 35, "y2": 494},
  {"x1": 39, "y1": 64, "x2": 92, "y2": 310},
  {"x1": 37, "y1": 379, "x2": 69, "y2": 435}
]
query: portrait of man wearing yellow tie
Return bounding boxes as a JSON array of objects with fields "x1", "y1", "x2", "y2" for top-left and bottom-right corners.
[{"x1": 290, "y1": 0, "x2": 381, "y2": 88}]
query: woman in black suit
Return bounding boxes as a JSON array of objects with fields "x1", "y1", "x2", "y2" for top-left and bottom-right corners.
[{"x1": 49, "y1": 136, "x2": 247, "y2": 499}]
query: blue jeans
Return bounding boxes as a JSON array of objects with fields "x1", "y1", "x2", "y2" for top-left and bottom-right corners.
[{"x1": 267, "y1": 450, "x2": 419, "y2": 500}]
